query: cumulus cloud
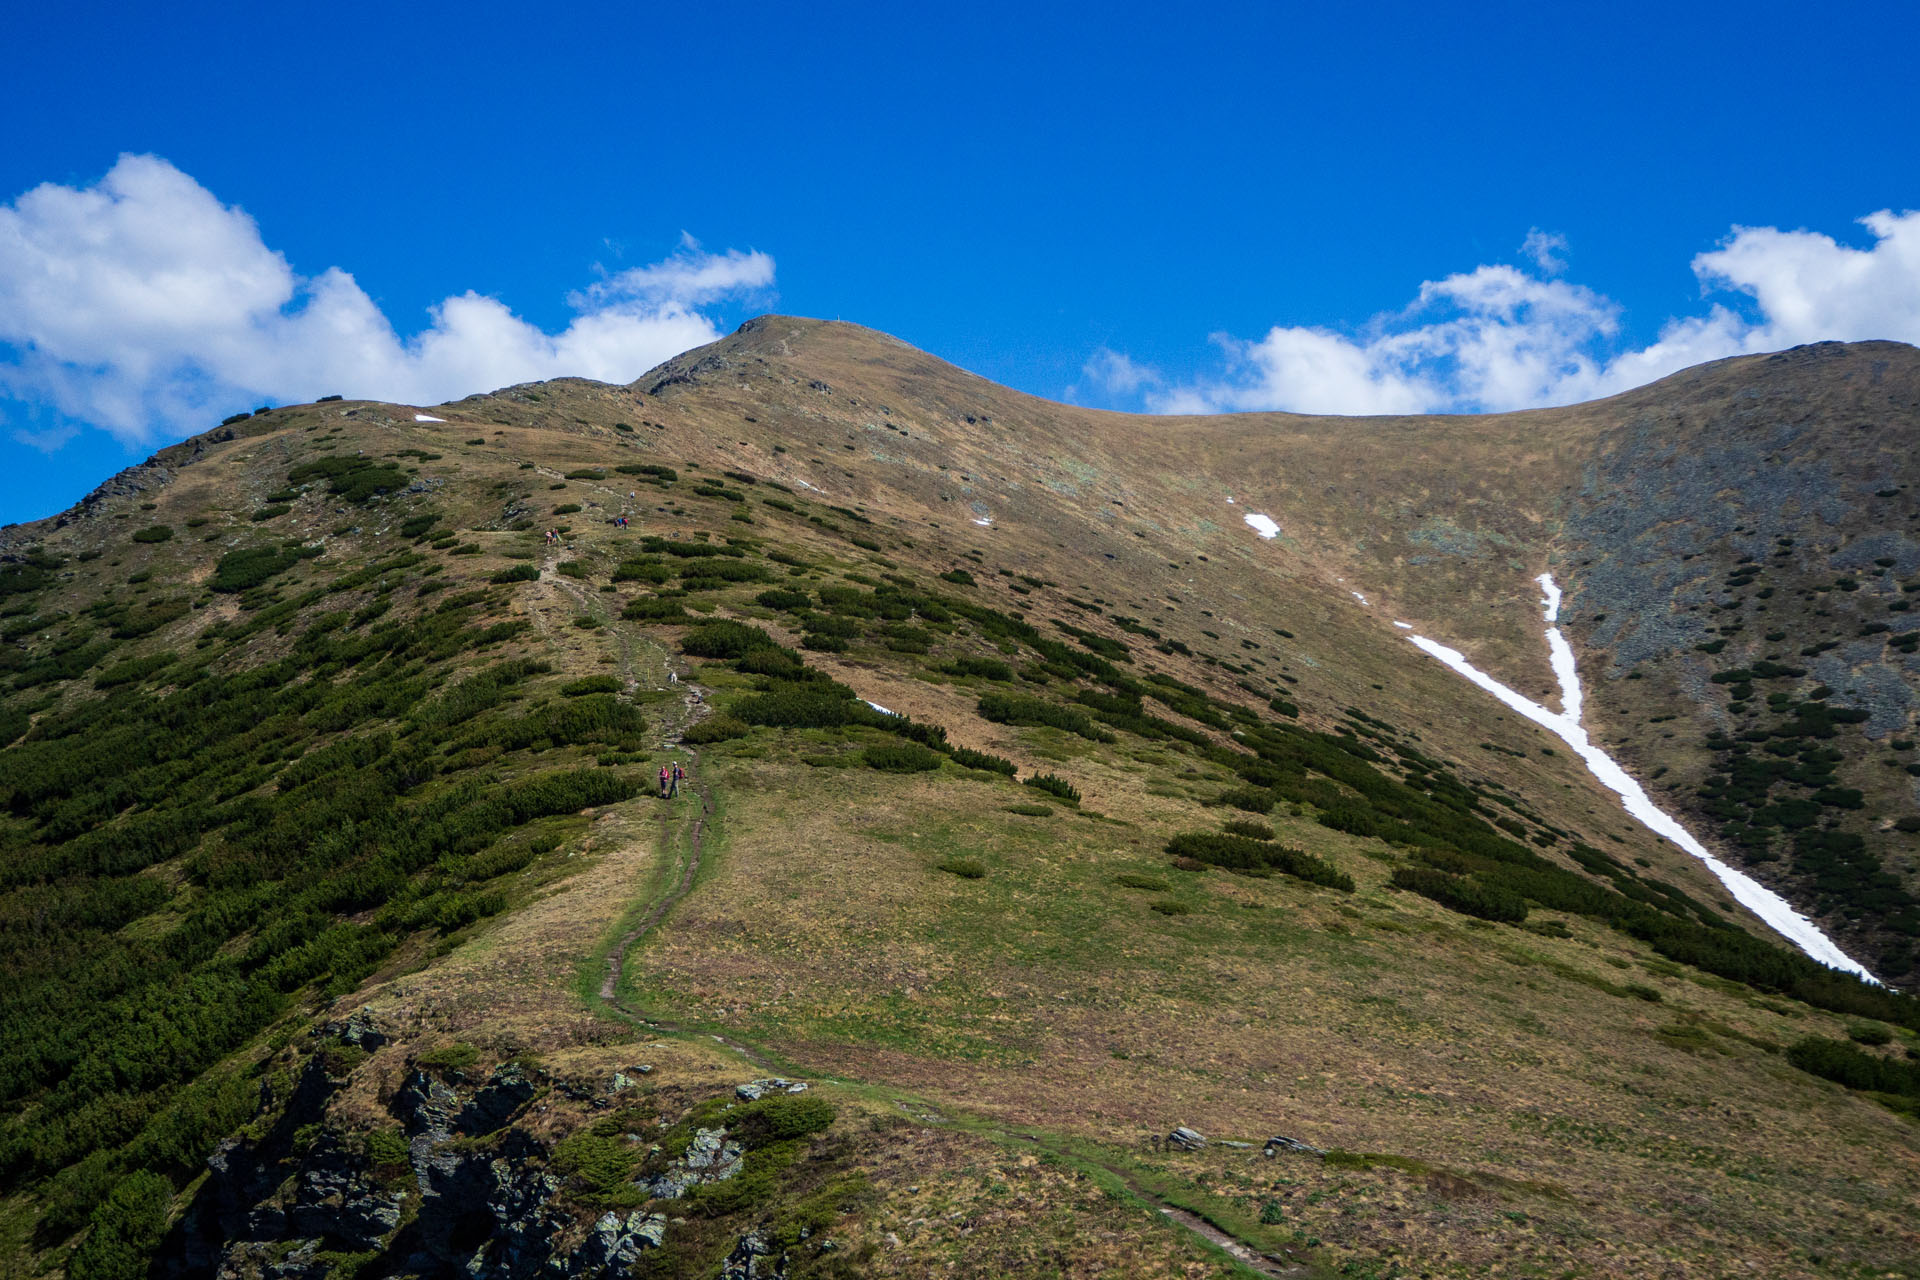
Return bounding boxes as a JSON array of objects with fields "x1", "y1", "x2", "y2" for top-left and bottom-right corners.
[
  {"x1": 0, "y1": 154, "x2": 775, "y2": 445},
  {"x1": 1126, "y1": 212, "x2": 1920, "y2": 416}
]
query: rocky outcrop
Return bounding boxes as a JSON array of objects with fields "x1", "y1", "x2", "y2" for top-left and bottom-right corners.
[
  {"x1": 574, "y1": 1211, "x2": 668, "y2": 1275},
  {"x1": 641, "y1": 1127, "x2": 742, "y2": 1199},
  {"x1": 721, "y1": 1228, "x2": 789, "y2": 1279},
  {"x1": 158, "y1": 1016, "x2": 842, "y2": 1279},
  {"x1": 160, "y1": 1029, "x2": 681, "y2": 1279}
]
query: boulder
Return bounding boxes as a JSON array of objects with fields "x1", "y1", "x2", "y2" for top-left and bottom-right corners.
[{"x1": 1168, "y1": 1126, "x2": 1208, "y2": 1151}]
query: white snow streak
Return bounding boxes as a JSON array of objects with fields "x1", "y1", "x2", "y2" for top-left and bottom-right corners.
[
  {"x1": 864, "y1": 700, "x2": 895, "y2": 717},
  {"x1": 1405, "y1": 572, "x2": 1877, "y2": 982},
  {"x1": 1538, "y1": 573, "x2": 1562, "y2": 623},
  {"x1": 973, "y1": 516, "x2": 992, "y2": 527},
  {"x1": 1351, "y1": 591, "x2": 1369, "y2": 605},
  {"x1": 413, "y1": 413, "x2": 445, "y2": 422},
  {"x1": 1394, "y1": 621, "x2": 1412, "y2": 629},
  {"x1": 1243, "y1": 512, "x2": 1280, "y2": 539}
]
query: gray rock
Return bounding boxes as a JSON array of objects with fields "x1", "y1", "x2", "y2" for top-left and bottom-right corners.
[
  {"x1": 1168, "y1": 1126, "x2": 1208, "y2": 1151},
  {"x1": 609, "y1": 1065, "x2": 653, "y2": 1093},
  {"x1": 735, "y1": 1077, "x2": 807, "y2": 1101},
  {"x1": 457, "y1": 1061, "x2": 539, "y2": 1136},
  {"x1": 319, "y1": 1008, "x2": 389, "y2": 1052},
  {"x1": 721, "y1": 1228, "x2": 788, "y2": 1279},
  {"x1": 572, "y1": 1210, "x2": 669, "y2": 1276},
  {"x1": 285, "y1": 1134, "x2": 404, "y2": 1248},
  {"x1": 1263, "y1": 1134, "x2": 1326, "y2": 1157},
  {"x1": 642, "y1": 1127, "x2": 743, "y2": 1199},
  {"x1": 394, "y1": 1069, "x2": 461, "y2": 1140}
]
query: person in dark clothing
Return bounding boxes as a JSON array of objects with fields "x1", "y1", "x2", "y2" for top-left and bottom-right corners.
[{"x1": 668, "y1": 761, "x2": 685, "y2": 798}]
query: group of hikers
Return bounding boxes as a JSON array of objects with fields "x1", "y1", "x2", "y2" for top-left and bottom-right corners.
[{"x1": 657, "y1": 760, "x2": 688, "y2": 799}]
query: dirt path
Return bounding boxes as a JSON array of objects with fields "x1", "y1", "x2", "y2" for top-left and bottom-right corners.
[
  {"x1": 598, "y1": 769, "x2": 710, "y2": 1002},
  {"x1": 591, "y1": 768, "x2": 1308, "y2": 1278}
]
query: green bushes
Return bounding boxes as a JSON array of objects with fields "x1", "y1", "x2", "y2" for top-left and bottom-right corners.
[
  {"x1": 734, "y1": 684, "x2": 873, "y2": 729},
  {"x1": 681, "y1": 620, "x2": 780, "y2": 658},
  {"x1": 1164, "y1": 832, "x2": 1353, "y2": 891},
  {"x1": 682, "y1": 716, "x2": 749, "y2": 744},
  {"x1": 1024, "y1": 772, "x2": 1080, "y2": 803},
  {"x1": 754, "y1": 588, "x2": 811, "y2": 611},
  {"x1": 937, "y1": 858, "x2": 985, "y2": 879},
  {"x1": 286, "y1": 455, "x2": 406, "y2": 504},
  {"x1": 621, "y1": 597, "x2": 689, "y2": 622},
  {"x1": 862, "y1": 743, "x2": 944, "y2": 773},
  {"x1": 67, "y1": 1170, "x2": 172, "y2": 1280},
  {"x1": 613, "y1": 559, "x2": 673, "y2": 583},
  {"x1": 949, "y1": 746, "x2": 1016, "y2": 775},
  {"x1": 1217, "y1": 785, "x2": 1275, "y2": 814},
  {"x1": 942, "y1": 656, "x2": 1012, "y2": 680},
  {"x1": 678, "y1": 559, "x2": 769, "y2": 584},
  {"x1": 1786, "y1": 1035, "x2": 1920, "y2": 1097},
  {"x1": 1223, "y1": 819, "x2": 1275, "y2": 840},
  {"x1": 210, "y1": 546, "x2": 303, "y2": 593},
  {"x1": 250, "y1": 504, "x2": 291, "y2": 522},
  {"x1": 561, "y1": 675, "x2": 622, "y2": 696},
  {"x1": 615, "y1": 463, "x2": 678, "y2": 481},
  {"x1": 977, "y1": 693, "x2": 1113, "y2": 742},
  {"x1": 490, "y1": 695, "x2": 645, "y2": 752},
  {"x1": 131, "y1": 526, "x2": 173, "y2": 544},
  {"x1": 1390, "y1": 867, "x2": 1528, "y2": 922},
  {"x1": 490, "y1": 564, "x2": 539, "y2": 584}
]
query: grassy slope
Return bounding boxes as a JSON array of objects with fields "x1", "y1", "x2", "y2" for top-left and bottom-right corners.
[{"x1": 0, "y1": 323, "x2": 1914, "y2": 1278}]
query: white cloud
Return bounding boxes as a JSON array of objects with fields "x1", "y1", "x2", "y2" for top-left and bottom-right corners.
[
  {"x1": 0, "y1": 154, "x2": 775, "y2": 445},
  {"x1": 1132, "y1": 211, "x2": 1920, "y2": 416},
  {"x1": 1521, "y1": 228, "x2": 1568, "y2": 275},
  {"x1": 1079, "y1": 346, "x2": 1162, "y2": 397}
]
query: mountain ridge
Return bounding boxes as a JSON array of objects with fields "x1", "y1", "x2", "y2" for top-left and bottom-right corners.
[{"x1": 1, "y1": 317, "x2": 1916, "y2": 1279}]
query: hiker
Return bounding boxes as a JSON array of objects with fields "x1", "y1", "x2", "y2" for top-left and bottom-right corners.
[
  {"x1": 657, "y1": 764, "x2": 670, "y2": 799},
  {"x1": 669, "y1": 761, "x2": 686, "y2": 798}
]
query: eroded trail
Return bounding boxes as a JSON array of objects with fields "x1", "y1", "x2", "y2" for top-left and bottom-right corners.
[
  {"x1": 597, "y1": 769, "x2": 711, "y2": 1002},
  {"x1": 591, "y1": 753, "x2": 1310, "y2": 1277}
]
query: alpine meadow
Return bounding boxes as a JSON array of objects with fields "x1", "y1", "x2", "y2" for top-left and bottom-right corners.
[{"x1": 2, "y1": 315, "x2": 1918, "y2": 1280}]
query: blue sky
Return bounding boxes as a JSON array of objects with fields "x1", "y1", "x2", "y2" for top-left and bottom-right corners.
[{"x1": 4, "y1": 0, "x2": 1918, "y2": 524}]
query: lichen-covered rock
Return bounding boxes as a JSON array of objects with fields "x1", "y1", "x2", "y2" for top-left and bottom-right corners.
[
  {"x1": 642, "y1": 1127, "x2": 743, "y2": 1199},
  {"x1": 456, "y1": 1061, "x2": 540, "y2": 1136},
  {"x1": 734, "y1": 1077, "x2": 807, "y2": 1100},
  {"x1": 284, "y1": 1132, "x2": 404, "y2": 1249},
  {"x1": 720, "y1": 1228, "x2": 789, "y2": 1279},
  {"x1": 570, "y1": 1210, "x2": 668, "y2": 1276}
]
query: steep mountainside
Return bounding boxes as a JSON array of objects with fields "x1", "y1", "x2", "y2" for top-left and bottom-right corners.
[{"x1": 0, "y1": 318, "x2": 1916, "y2": 1280}]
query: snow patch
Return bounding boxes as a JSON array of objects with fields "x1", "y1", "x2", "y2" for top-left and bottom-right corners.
[
  {"x1": 1393, "y1": 621, "x2": 1412, "y2": 629},
  {"x1": 1351, "y1": 591, "x2": 1369, "y2": 605},
  {"x1": 1404, "y1": 573, "x2": 1877, "y2": 982},
  {"x1": 973, "y1": 516, "x2": 992, "y2": 527},
  {"x1": 414, "y1": 414, "x2": 445, "y2": 423},
  {"x1": 864, "y1": 700, "x2": 895, "y2": 717},
  {"x1": 795, "y1": 479, "x2": 823, "y2": 492},
  {"x1": 1243, "y1": 512, "x2": 1280, "y2": 539},
  {"x1": 1537, "y1": 572, "x2": 1562, "y2": 623}
]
